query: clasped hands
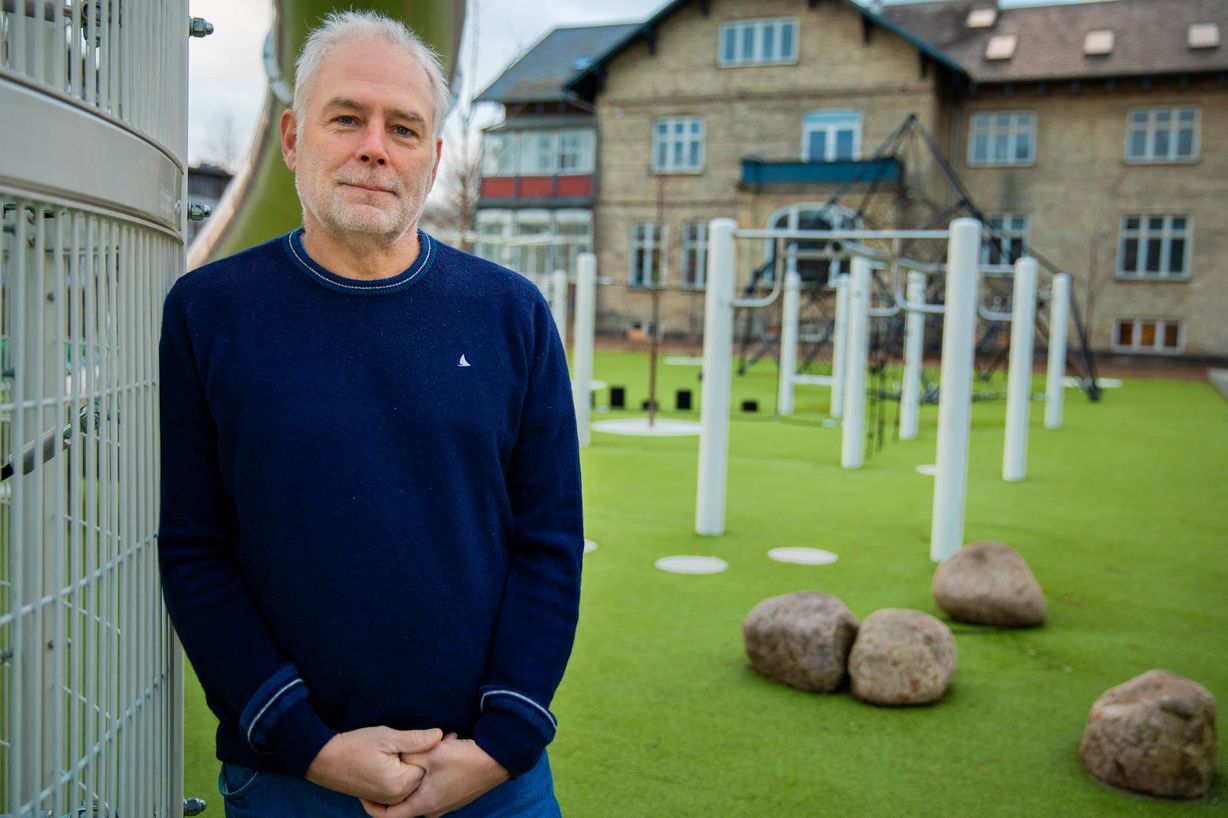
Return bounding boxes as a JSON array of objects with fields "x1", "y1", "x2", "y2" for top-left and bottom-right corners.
[{"x1": 306, "y1": 725, "x2": 510, "y2": 818}]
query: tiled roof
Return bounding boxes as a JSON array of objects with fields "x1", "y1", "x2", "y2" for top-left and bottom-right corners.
[
  {"x1": 883, "y1": 0, "x2": 1228, "y2": 83},
  {"x1": 475, "y1": 23, "x2": 639, "y2": 103}
]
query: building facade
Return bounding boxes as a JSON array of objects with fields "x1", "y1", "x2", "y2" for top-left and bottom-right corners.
[{"x1": 476, "y1": 0, "x2": 1228, "y2": 360}]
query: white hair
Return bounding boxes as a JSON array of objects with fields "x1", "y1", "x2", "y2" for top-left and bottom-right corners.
[{"x1": 293, "y1": 10, "x2": 451, "y2": 138}]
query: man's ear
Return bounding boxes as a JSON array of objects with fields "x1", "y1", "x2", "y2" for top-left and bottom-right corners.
[
  {"x1": 428, "y1": 137, "x2": 443, "y2": 188},
  {"x1": 280, "y1": 109, "x2": 298, "y2": 171}
]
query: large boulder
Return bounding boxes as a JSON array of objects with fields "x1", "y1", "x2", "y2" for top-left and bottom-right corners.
[
  {"x1": 848, "y1": 608, "x2": 956, "y2": 706},
  {"x1": 932, "y1": 540, "x2": 1046, "y2": 627},
  {"x1": 742, "y1": 591, "x2": 858, "y2": 692},
  {"x1": 1080, "y1": 670, "x2": 1217, "y2": 800}
]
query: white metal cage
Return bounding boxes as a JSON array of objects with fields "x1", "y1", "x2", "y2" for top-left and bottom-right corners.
[{"x1": 0, "y1": 2, "x2": 188, "y2": 816}]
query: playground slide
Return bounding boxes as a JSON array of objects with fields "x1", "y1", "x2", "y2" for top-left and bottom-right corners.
[{"x1": 187, "y1": 0, "x2": 463, "y2": 269}]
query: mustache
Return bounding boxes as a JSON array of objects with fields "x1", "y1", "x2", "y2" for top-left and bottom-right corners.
[{"x1": 334, "y1": 173, "x2": 400, "y2": 194}]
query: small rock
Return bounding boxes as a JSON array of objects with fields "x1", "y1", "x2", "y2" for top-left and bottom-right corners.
[
  {"x1": 848, "y1": 608, "x2": 956, "y2": 705},
  {"x1": 932, "y1": 541, "x2": 1046, "y2": 627},
  {"x1": 742, "y1": 591, "x2": 858, "y2": 692},
  {"x1": 1080, "y1": 670, "x2": 1217, "y2": 800}
]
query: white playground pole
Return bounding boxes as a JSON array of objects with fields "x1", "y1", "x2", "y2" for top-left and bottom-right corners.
[
  {"x1": 778, "y1": 256, "x2": 801, "y2": 416},
  {"x1": 1003, "y1": 257, "x2": 1038, "y2": 481},
  {"x1": 1045, "y1": 273, "x2": 1072, "y2": 430},
  {"x1": 930, "y1": 218, "x2": 981, "y2": 562},
  {"x1": 573, "y1": 253, "x2": 597, "y2": 448},
  {"x1": 550, "y1": 269, "x2": 568, "y2": 345},
  {"x1": 899, "y1": 270, "x2": 927, "y2": 441},
  {"x1": 830, "y1": 273, "x2": 850, "y2": 418},
  {"x1": 696, "y1": 218, "x2": 737, "y2": 536},
  {"x1": 841, "y1": 257, "x2": 871, "y2": 469}
]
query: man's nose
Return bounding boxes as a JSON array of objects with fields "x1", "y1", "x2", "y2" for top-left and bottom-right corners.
[{"x1": 357, "y1": 122, "x2": 388, "y2": 166}]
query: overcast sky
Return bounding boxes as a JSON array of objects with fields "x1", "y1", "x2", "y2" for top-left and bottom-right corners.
[{"x1": 187, "y1": 0, "x2": 1098, "y2": 175}]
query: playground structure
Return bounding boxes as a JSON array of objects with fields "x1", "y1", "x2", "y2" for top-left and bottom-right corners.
[{"x1": 692, "y1": 217, "x2": 1074, "y2": 562}]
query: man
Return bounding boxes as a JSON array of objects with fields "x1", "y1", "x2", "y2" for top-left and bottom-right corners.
[{"x1": 158, "y1": 11, "x2": 583, "y2": 817}]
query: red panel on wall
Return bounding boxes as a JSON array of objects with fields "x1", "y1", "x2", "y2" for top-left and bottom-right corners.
[
  {"x1": 556, "y1": 175, "x2": 593, "y2": 197},
  {"x1": 481, "y1": 177, "x2": 515, "y2": 198},
  {"x1": 519, "y1": 176, "x2": 553, "y2": 197}
]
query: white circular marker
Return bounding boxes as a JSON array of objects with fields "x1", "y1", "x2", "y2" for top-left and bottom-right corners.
[
  {"x1": 584, "y1": 539, "x2": 598, "y2": 554},
  {"x1": 664, "y1": 356, "x2": 704, "y2": 366},
  {"x1": 915, "y1": 464, "x2": 937, "y2": 476},
  {"x1": 592, "y1": 418, "x2": 702, "y2": 436},
  {"x1": 768, "y1": 547, "x2": 838, "y2": 565},
  {"x1": 655, "y1": 555, "x2": 728, "y2": 574}
]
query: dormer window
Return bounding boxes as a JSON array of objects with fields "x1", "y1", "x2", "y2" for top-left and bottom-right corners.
[
  {"x1": 967, "y1": 8, "x2": 998, "y2": 29},
  {"x1": 1084, "y1": 30, "x2": 1114, "y2": 56},
  {"x1": 1188, "y1": 23, "x2": 1220, "y2": 49},
  {"x1": 719, "y1": 18, "x2": 798, "y2": 66},
  {"x1": 985, "y1": 34, "x2": 1017, "y2": 61}
]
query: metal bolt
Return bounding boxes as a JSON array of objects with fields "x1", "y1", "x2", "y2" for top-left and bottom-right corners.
[
  {"x1": 184, "y1": 796, "x2": 208, "y2": 815},
  {"x1": 47, "y1": 291, "x2": 56, "y2": 302},
  {"x1": 187, "y1": 202, "x2": 212, "y2": 222},
  {"x1": 189, "y1": 17, "x2": 214, "y2": 38}
]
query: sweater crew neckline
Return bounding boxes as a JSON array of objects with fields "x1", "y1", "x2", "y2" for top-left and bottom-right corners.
[{"x1": 283, "y1": 227, "x2": 436, "y2": 295}]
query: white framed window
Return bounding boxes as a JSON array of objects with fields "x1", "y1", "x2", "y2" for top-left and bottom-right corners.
[
  {"x1": 1112, "y1": 318, "x2": 1183, "y2": 354},
  {"x1": 652, "y1": 118, "x2": 704, "y2": 173},
  {"x1": 481, "y1": 128, "x2": 596, "y2": 176},
  {"x1": 630, "y1": 221, "x2": 665, "y2": 287},
  {"x1": 475, "y1": 210, "x2": 513, "y2": 267},
  {"x1": 802, "y1": 110, "x2": 861, "y2": 161},
  {"x1": 981, "y1": 214, "x2": 1029, "y2": 270},
  {"x1": 1125, "y1": 106, "x2": 1199, "y2": 163},
  {"x1": 557, "y1": 129, "x2": 595, "y2": 174},
  {"x1": 680, "y1": 222, "x2": 708, "y2": 289},
  {"x1": 1117, "y1": 214, "x2": 1191, "y2": 280},
  {"x1": 719, "y1": 18, "x2": 798, "y2": 66},
  {"x1": 968, "y1": 112, "x2": 1035, "y2": 166},
  {"x1": 554, "y1": 210, "x2": 593, "y2": 278},
  {"x1": 482, "y1": 132, "x2": 519, "y2": 177}
]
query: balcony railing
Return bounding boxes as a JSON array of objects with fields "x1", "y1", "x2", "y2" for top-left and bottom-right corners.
[{"x1": 740, "y1": 157, "x2": 902, "y2": 186}]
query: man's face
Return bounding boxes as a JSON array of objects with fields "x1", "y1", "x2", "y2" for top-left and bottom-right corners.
[{"x1": 281, "y1": 38, "x2": 442, "y2": 246}]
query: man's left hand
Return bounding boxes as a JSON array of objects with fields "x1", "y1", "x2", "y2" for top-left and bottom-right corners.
[{"x1": 359, "y1": 734, "x2": 510, "y2": 818}]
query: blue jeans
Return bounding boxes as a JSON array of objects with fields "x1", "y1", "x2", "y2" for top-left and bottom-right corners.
[{"x1": 218, "y1": 752, "x2": 560, "y2": 818}]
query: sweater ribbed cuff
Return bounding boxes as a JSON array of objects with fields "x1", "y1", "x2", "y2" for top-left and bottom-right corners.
[
  {"x1": 472, "y1": 688, "x2": 557, "y2": 778},
  {"x1": 262, "y1": 697, "x2": 337, "y2": 777}
]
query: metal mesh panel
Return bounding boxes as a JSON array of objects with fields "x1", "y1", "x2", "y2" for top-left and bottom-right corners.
[
  {"x1": 0, "y1": 196, "x2": 179, "y2": 817},
  {"x1": 0, "y1": 1, "x2": 187, "y2": 156}
]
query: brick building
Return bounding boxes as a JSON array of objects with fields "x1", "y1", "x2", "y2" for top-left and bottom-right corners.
[{"x1": 475, "y1": 0, "x2": 1228, "y2": 360}]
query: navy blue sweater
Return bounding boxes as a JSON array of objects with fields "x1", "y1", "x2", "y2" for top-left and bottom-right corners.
[{"x1": 158, "y1": 230, "x2": 583, "y2": 778}]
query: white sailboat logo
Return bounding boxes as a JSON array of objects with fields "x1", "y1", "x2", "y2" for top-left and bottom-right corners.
[{"x1": 458, "y1": 354, "x2": 471, "y2": 367}]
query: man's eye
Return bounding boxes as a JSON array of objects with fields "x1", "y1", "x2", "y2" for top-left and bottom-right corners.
[
  {"x1": 335, "y1": 115, "x2": 357, "y2": 126},
  {"x1": 393, "y1": 125, "x2": 415, "y2": 138}
]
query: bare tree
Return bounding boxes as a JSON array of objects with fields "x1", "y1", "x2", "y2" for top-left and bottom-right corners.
[
  {"x1": 205, "y1": 105, "x2": 244, "y2": 172},
  {"x1": 440, "y1": 0, "x2": 484, "y2": 252}
]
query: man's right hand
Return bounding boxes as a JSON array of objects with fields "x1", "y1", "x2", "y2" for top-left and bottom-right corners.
[{"x1": 305, "y1": 726, "x2": 443, "y2": 804}]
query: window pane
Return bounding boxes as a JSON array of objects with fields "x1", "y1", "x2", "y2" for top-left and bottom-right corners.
[
  {"x1": 1154, "y1": 128, "x2": 1170, "y2": 158},
  {"x1": 1179, "y1": 107, "x2": 1197, "y2": 123},
  {"x1": 1128, "y1": 129, "x2": 1147, "y2": 159},
  {"x1": 993, "y1": 133, "x2": 1009, "y2": 162},
  {"x1": 743, "y1": 26, "x2": 754, "y2": 59},
  {"x1": 1129, "y1": 110, "x2": 1148, "y2": 125},
  {"x1": 1139, "y1": 322, "x2": 1157, "y2": 347},
  {"x1": 1177, "y1": 128, "x2": 1194, "y2": 157},
  {"x1": 690, "y1": 140, "x2": 700, "y2": 168},
  {"x1": 1155, "y1": 108, "x2": 1172, "y2": 125},
  {"x1": 1171, "y1": 216, "x2": 1187, "y2": 230},
  {"x1": 673, "y1": 140, "x2": 684, "y2": 166},
  {"x1": 780, "y1": 21, "x2": 795, "y2": 59},
  {"x1": 1015, "y1": 133, "x2": 1031, "y2": 161},
  {"x1": 762, "y1": 24, "x2": 775, "y2": 60},
  {"x1": 809, "y1": 131, "x2": 828, "y2": 161},
  {"x1": 1163, "y1": 324, "x2": 1180, "y2": 348},
  {"x1": 1121, "y1": 238, "x2": 1138, "y2": 272},
  {"x1": 1168, "y1": 239, "x2": 1185, "y2": 273},
  {"x1": 1116, "y1": 321, "x2": 1133, "y2": 346},
  {"x1": 1145, "y1": 239, "x2": 1163, "y2": 273},
  {"x1": 972, "y1": 133, "x2": 987, "y2": 162},
  {"x1": 835, "y1": 129, "x2": 855, "y2": 160},
  {"x1": 655, "y1": 142, "x2": 667, "y2": 169},
  {"x1": 1124, "y1": 216, "x2": 1140, "y2": 230},
  {"x1": 723, "y1": 27, "x2": 736, "y2": 62},
  {"x1": 1148, "y1": 216, "x2": 1164, "y2": 230}
]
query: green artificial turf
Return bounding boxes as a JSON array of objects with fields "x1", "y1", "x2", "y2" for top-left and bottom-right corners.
[{"x1": 183, "y1": 350, "x2": 1228, "y2": 816}]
